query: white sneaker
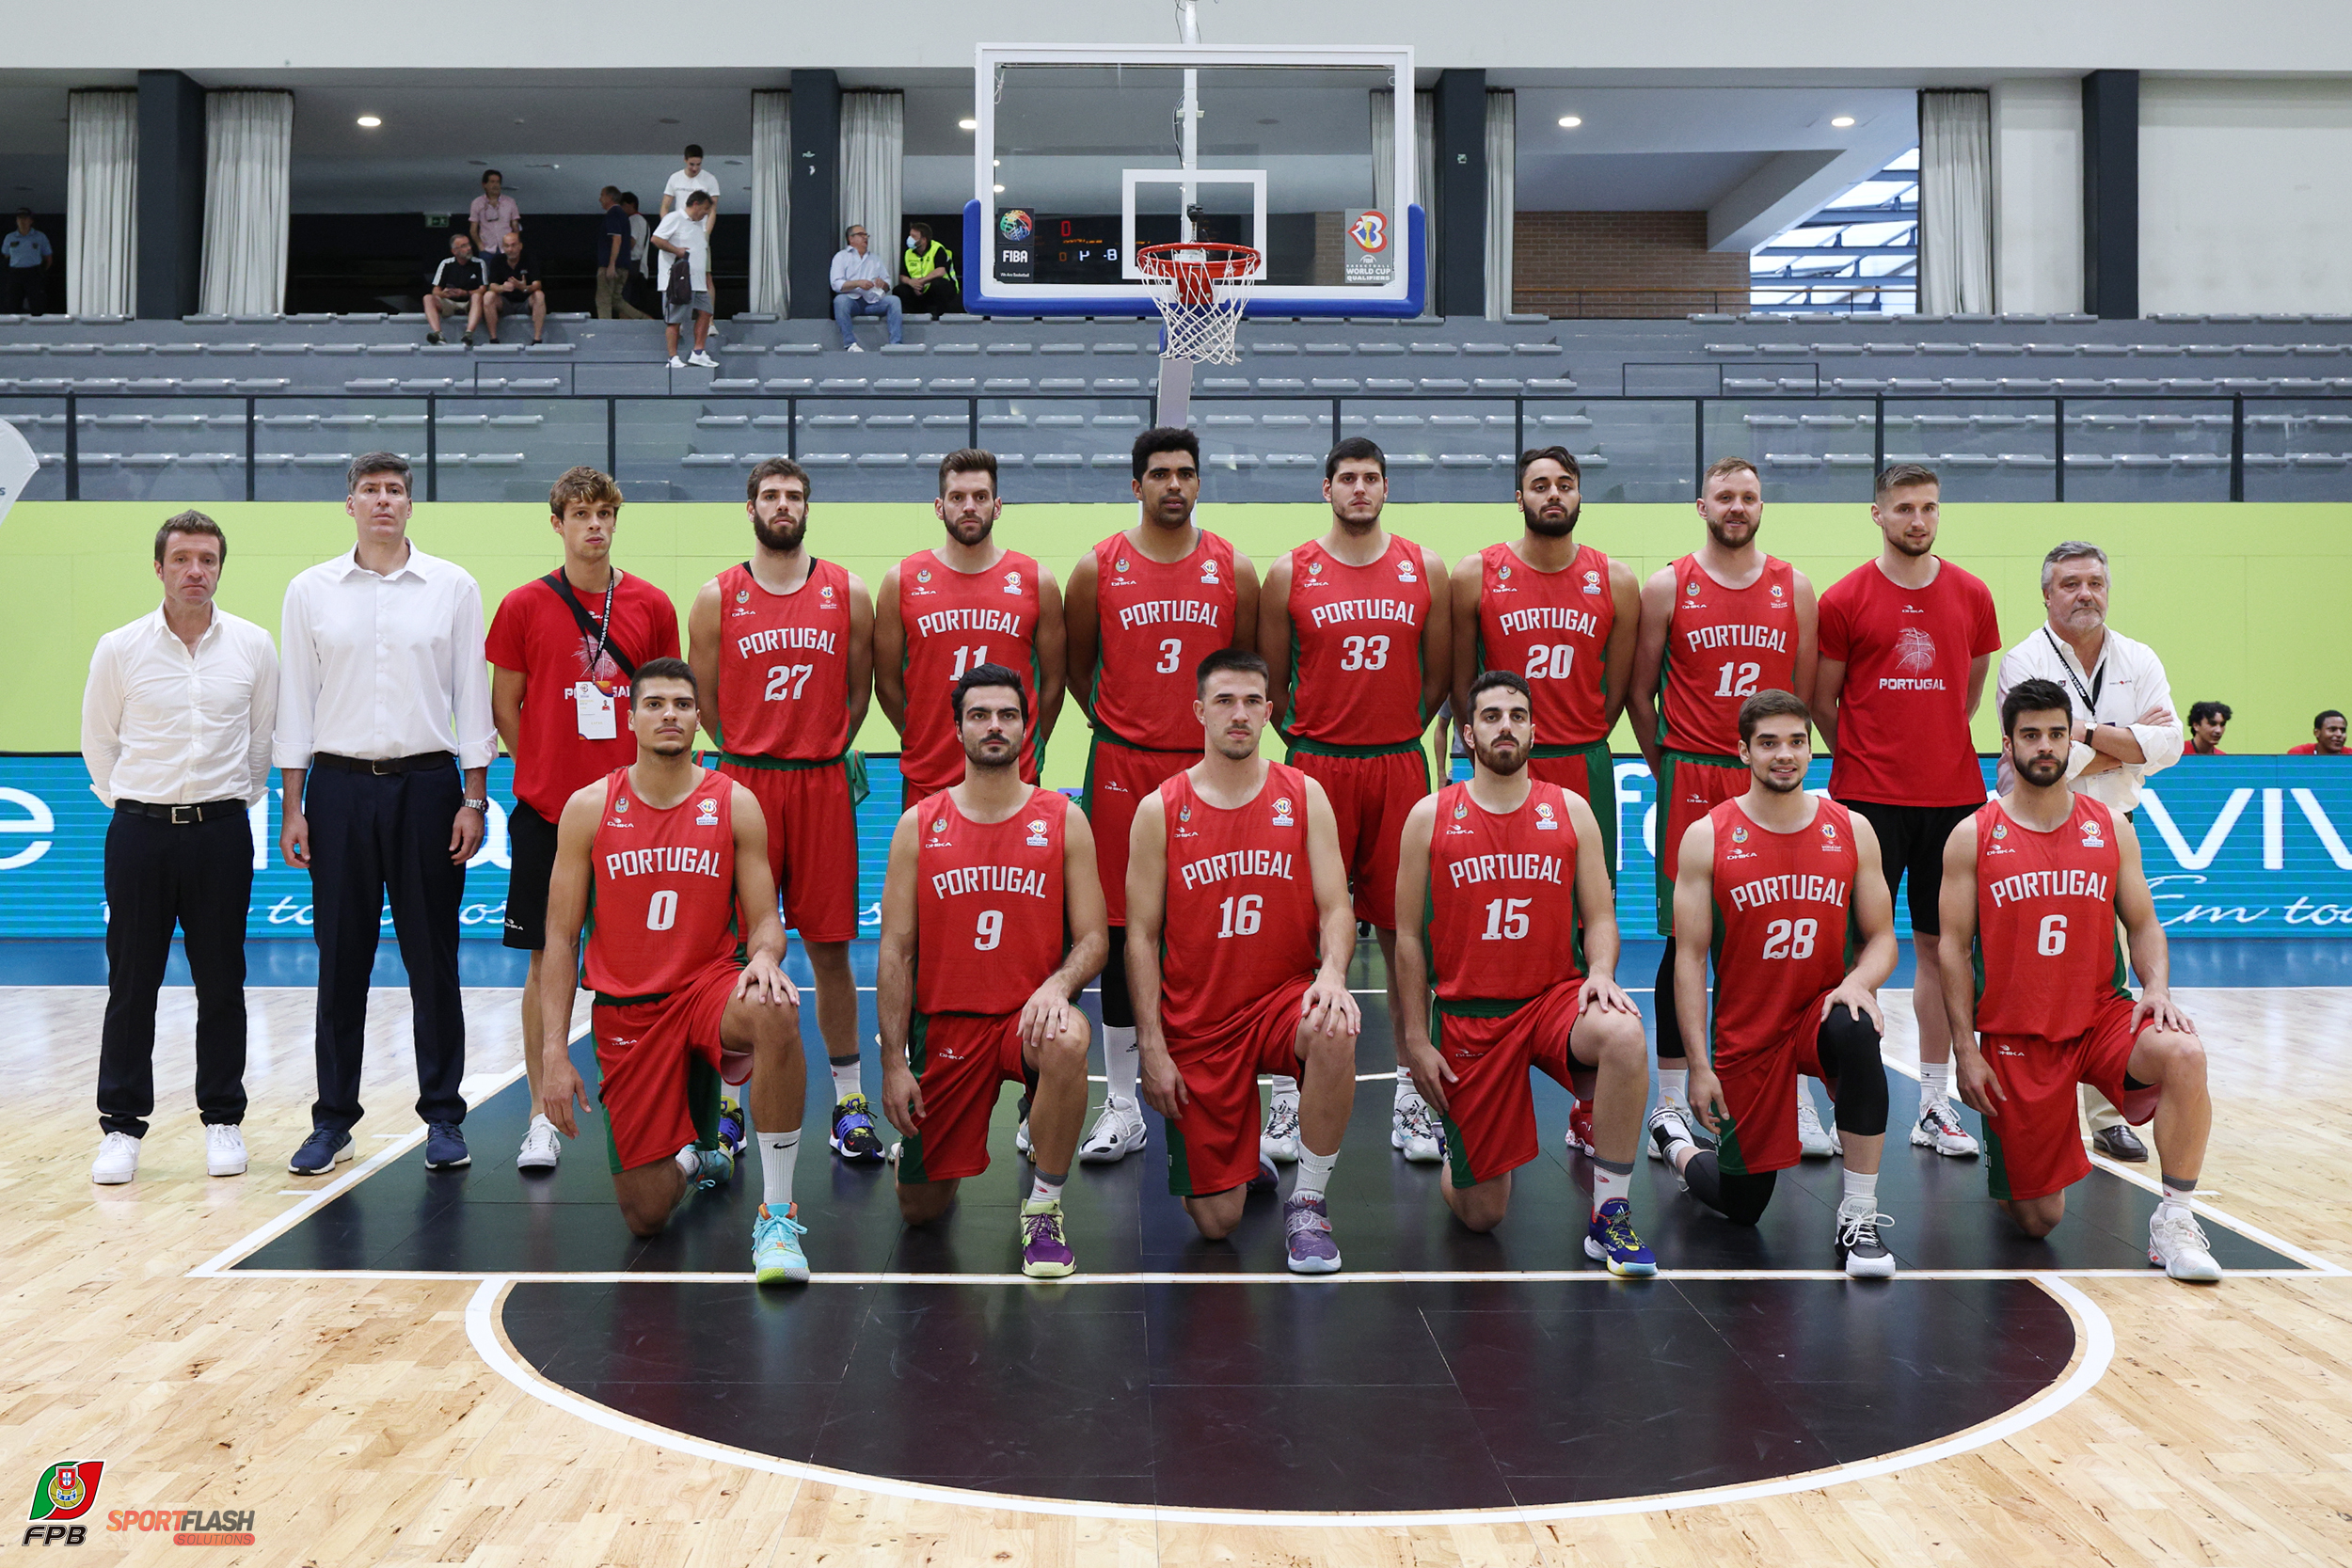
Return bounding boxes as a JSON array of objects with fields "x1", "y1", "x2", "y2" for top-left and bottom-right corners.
[
  {"x1": 688, "y1": 351, "x2": 718, "y2": 369},
  {"x1": 1911, "y1": 1100, "x2": 1980, "y2": 1157},
  {"x1": 516, "y1": 1115, "x2": 563, "y2": 1173},
  {"x1": 1262, "y1": 1092, "x2": 1302, "y2": 1163},
  {"x1": 1836, "y1": 1199, "x2": 1898, "y2": 1277},
  {"x1": 666, "y1": 355, "x2": 687, "y2": 369},
  {"x1": 2149, "y1": 1207, "x2": 2223, "y2": 1282},
  {"x1": 1391, "y1": 1092, "x2": 1443, "y2": 1163},
  {"x1": 1078, "y1": 1098, "x2": 1147, "y2": 1164},
  {"x1": 205, "y1": 1124, "x2": 247, "y2": 1177},
  {"x1": 1796, "y1": 1091, "x2": 1841, "y2": 1158},
  {"x1": 1015, "y1": 1117, "x2": 1032, "y2": 1158},
  {"x1": 91, "y1": 1131, "x2": 141, "y2": 1185},
  {"x1": 846, "y1": 342, "x2": 866, "y2": 353},
  {"x1": 1646, "y1": 1103, "x2": 1696, "y2": 1160}
]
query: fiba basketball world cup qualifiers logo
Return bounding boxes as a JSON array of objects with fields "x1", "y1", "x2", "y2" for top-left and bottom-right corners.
[{"x1": 1348, "y1": 210, "x2": 1387, "y2": 253}]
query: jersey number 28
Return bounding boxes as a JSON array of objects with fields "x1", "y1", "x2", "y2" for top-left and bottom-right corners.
[{"x1": 1761, "y1": 917, "x2": 1817, "y2": 959}]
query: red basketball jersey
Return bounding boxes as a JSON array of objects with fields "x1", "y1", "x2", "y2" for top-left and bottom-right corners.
[
  {"x1": 1157, "y1": 764, "x2": 1321, "y2": 1040},
  {"x1": 1089, "y1": 530, "x2": 1238, "y2": 750},
  {"x1": 1424, "y1": 780, "x2": 1584, "y2": 1001},
  {"x1": 1476, "y1": 542, "x2": 1616, "y2": 748},
  {"x1": 1660, "y1": 555, "x2": 1801, "y2": 757},
  {"x1": 1971, "y1": 794, "x2": 2126, "y2": 1038},
  {"x1": 583, "y1": 768, "x2": 741, "y2": 997},
  {"x1": 1706, "y1": 797, "x2": 1857, "y2": 1063},
  {"x1": 898, "y1": 548, "x2": 1042, "y2": 793},
  {"x1": 713, "y1": 559, "x2": 855, "y2": 759},
  {"x1": 1284, "y1": 535, "x2": 1431, "y2": 747},
  {"x1": 913, "y1": 785, "x2": 1068, "y2": 1016}
]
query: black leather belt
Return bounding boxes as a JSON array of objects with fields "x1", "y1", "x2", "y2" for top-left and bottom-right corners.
[
  {"x1": 310, "y1": 751, "x2": 455, "y2": 774},
  {"x1": 116, "y1": 798, "x2": 246, "y2": 824}
]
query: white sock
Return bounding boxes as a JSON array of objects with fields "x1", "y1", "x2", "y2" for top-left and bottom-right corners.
[
  {"x1": 1104, "y1": 1025, "x2": 1139, "y2": 1108},
  {"x1": 675, "y1": 1144, "x2": 701, "y2": 1178},
  {"x1": 1657, "y1": 1069, "x2": 1689, "y2": 1114},
  {"x1": 1029, "y1": 1170, "x2": 1065, "y2": 1204},
  {"x1": 2159, "y1": 1173, "x2": 2197, "y2": 1218},
  {"x1": 1393, "y1": 1066, "x2": 1418, "y2": 1109},
  {"x1": 1919, "y1": 1061, "x2": 1952, "y2": 1109},
  {"x1": 1590, "y1": 1158, "x2": 1632, "y2": 1219},
  {"x1": 1294, "y1": 1144, "x2": 1338, "y2": 1204},
  {"x1": 831, "y1": 1057, "x2": 863, "y2": 1106},
  {"x1": 759, "y1": 1131, "x2": 800, "y2": 1212},
  {"x1": 1840, "y1": 1168, "x2": 1879, "y2": 1209}
]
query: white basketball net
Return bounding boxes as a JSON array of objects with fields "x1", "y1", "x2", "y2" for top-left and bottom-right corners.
[{"x1": 1139, "y1": 245, "x2": 1259, "y2": 365}]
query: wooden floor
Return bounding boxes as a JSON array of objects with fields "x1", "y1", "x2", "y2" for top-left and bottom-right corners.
[{"x1": 9, "y1": 977, "x2": 2352, "y2": 1566}]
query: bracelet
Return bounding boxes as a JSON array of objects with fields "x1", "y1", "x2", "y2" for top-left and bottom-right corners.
[{"x1": 461, "y1": 798, "x2": 489, "y2": 813}]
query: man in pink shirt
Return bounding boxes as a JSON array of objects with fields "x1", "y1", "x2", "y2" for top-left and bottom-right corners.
[{"x1": 469, "y1": 170, "x2": 520, "y2": 256}]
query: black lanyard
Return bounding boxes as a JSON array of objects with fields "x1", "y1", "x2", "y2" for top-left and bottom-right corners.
[
  {"x1": 544, "y1": 570, "x2": 633, "y2": 684},
  {"x1": 2042, "y1": 627, "x2": 2105, "y2": 718}
]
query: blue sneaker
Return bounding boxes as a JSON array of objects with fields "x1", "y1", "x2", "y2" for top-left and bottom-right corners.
[
  {"x1": 691, "y1": 1142, "x2": 735, "y2": 1190},
  {"x1": 1584, "y1": 1197, "x2": 1658, "y2": 1277},
  {"x1": 287, "y1": 1126, "x2": 353, "y2": 1176},
  {"x1": 1247, "y1": 1151, "x2": 1279, "y2": 1192},
  {"x1": 753, "y1": 1201, "x2": 810, "y2": 1284},
  {"x1": 422, "y1": 1122, "x2": 469, "y2": 1170},
  {"x1": 829, "y1": 1093, "x2": 885, "y2": 1163},
  {"x1": 716, "y1": 1098, "x2": 746, "y2": 1160}
]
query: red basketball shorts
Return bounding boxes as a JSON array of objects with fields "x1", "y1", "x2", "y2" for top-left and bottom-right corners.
[
  {"x1": 1085, "y1": 737, "x2": 1195, "y2": 927},
  {"x1": 1981, "y1": 990, "x2": 2161, "y2": 1203},
  {"x1": 718, "y1": 757, "x2": 860, "y2": 943},
  {"x1": 593, "y1": 956, "x2": 747, "y2": 1174},
  {"x1": 898, "y1": 1009, "x2": 1030, "y2": 1183},
  {"x1": 1164, "y1": 974, "x2": 1314, "y2": 1197},
  {"x1": 1289, "y1": 745, "x2": 1430, "y2": 929},
  {"x1": 1432, "y1": 979, "x2": 1596, "y2": 1187}
]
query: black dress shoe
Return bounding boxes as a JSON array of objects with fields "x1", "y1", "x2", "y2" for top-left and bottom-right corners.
[{"x1": 2091, "y1": 1124, "x2": 2149, "y2": 1162}]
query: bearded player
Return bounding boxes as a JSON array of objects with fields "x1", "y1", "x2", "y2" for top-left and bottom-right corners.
[
  {"x1": 1127, "y1": 649, "x2": 1361, "y2": 1272},
  {"x1": 1936, "y1": 678, "x2": 2219, "y2": 1281},
  {"x1": 874, "y1": 449, "x2": 1066, "y2": 803},
  {"x1": 1452, "y1": 446, "x2": 1640, "y2": 1161},
  {"x1": 1652, "y1": 690, "x2": 1900, "y2": 1278},
  {"x1": 1061, "y1": 426, "x2": 1259, "y2": 1164},
  {"x1": 875, "y1": 664, "x2": 1106, "y2": 1278},
  {"x1": 1626, "y1": 458, "x2": 1820, "y2": 1160},
  {"x1": 1392, "y1": 671, "x2": 1655, "y2": 1275},
  {"x1": 1259, "y1": 437, "x2": 1451, "y2": 1166},
  {"x1": 689, "y1": 457, "x2": 882, "y2": 1168},
  {"x1": 537, "y1": 659, "x2": 813, "y2": 1283}
]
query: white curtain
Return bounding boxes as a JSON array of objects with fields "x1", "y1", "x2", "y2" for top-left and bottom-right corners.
[
  {"x1": 1919, "y1": 89, "x2": 1994, "y2": 314},
  {"x1": 837, "y1": 90, "x2": 903, "y2": 286},
  {"x1": 750, "y1": 91, "x2": 792, "y2": 316},
  {"x1": 199, "y1": 91, "x2": 294, "y2": 317},
  {"x1": 1484, "y1": 90, "x2": 1515, "y2": 320},
  {"x1": 1370, "y1": 89, "x2": 1437, "y2": 309},
  {"x1": 68, "y1": 90, "x2": 138, "y2": 318}
]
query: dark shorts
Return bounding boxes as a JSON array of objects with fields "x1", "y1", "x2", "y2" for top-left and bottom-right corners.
[
  {"x1": 502, "y1": 800, "x2": 559, "y2": 951},
  {"x1": 1838, "y1": 799, "x2": 1979, "y2": 936}
]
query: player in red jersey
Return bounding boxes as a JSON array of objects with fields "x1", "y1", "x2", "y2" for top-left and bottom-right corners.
[
  {"x1": 1393, "y1": 671, "x2": 1655, "y2": 1275},
  {"x1": 873, "y1": 449, "x2": 1065, "y2": 802},
  {"x1": 1626, "y1": 458, "x2": 1818, "y2": 1160},
  {"x1": 1061, "y1": 426, "x2": 1260, "y2": 1165},
  {"x1": 1937, "y1": 678, "x2": 2219, "y2": 1281},
  {"x1": 1258, "y1": 437, "x2": 1451, "y2": 1167},
  {"x1": 689, "y1": 457, "x2": 882, "y2": 1168},
  {"x1": 1127, "y1": 648, "x2": 1361, "y2": 1272},
  {"x1": 2288, "y1": 709, "x2": 2346, "y2": 755},
  {"x1": 488, "y1": 466, "x2": 681, "y2": 1176},
  {"x1": 875, "y1": 663, "x2": 1106, "y2": 1278},
  {"x1": 1651, "y1": 690, "x2": 1900, "y2": 1278},
  {"x1": 535, "y1": 660, "x2": 813, "y2": 1283},
  {"x1": 1814, "y1": 463, "x2": 2001, "y2": 1162}
]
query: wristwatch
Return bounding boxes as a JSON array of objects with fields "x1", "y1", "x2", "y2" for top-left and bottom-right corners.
[{"x1": 462, "y1": 797, "x2": 489, "y2": 813}]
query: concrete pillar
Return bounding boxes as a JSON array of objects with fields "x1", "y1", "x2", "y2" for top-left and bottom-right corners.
[
  {"x1": 788, "y1": 71, "x2": 839, "y2": 320},
  {"x1": 135, "y1": 70, "x2": 204, "y2": 321},
  {"x1": 1434, "y1": 71, "x2": 1486, "y2": 319},
  {"x1": 2081, "y1": 70, "x2": 2139, "y2": 320}
]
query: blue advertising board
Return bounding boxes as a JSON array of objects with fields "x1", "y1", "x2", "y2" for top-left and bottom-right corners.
[{"x1": 0, "y1": 753, "x2": 2346, "y2": 939}]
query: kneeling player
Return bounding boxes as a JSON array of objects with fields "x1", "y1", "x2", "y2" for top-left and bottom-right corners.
[
  {"x1": 1393, "y1": 670, "x2": 1655, "y2": 1274},
  {"x1": 1937, "y1": 678, "x2": 2218, "y2": 1281},
  {"x1": 538, "y1": 660, "x2": 812, "y2": 1281},
  {"x1": 876, "y1": 664, "x2": 1107, "y2": 1278},
  {"x1": 1127, "y1": 648, "x2": 1361, "y2": 1271},
  {"x1": 1655, "y1": 690, "x2": 1902, "y2": 1278}
]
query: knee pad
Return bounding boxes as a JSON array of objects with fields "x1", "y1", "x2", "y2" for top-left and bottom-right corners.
[
  {"x1": 1100, "y1": 928, "x2": 1135, "y2": 1028},
  {"x1": 1822, "y1": 1005, "x2": 1889, "y2": 1137},
  {"x1": 1652, "y1": 943, "x2": 1682, "y2": 1057}
]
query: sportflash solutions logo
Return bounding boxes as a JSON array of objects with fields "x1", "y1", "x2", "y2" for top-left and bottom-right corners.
[{"x1": 24, "y1": 1462, "x2": 253, "y2": 1546}]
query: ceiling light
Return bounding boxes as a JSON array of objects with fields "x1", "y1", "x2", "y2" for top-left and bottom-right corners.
[
  {"x1": 993, "y1": 183, "x2": 1005, "y2": 193},
  {"x1": 1557, "y1": 116, "x2": 1581, "y2": 128},
  {"x1": 356, "y1": 115, "x2": 382, "y2": 128},
  {"x1": 959, "y1": 118, "x2": 977, "y2": 131},
  {"x1": 1831, "y1": 116, "x2": 1856, "y2": 128}
]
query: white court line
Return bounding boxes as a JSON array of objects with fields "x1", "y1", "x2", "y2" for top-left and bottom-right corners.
[
  {"x1": 239, "y1": 1264, "x2": 2308, "y2": 1286},
  {"x1": 462, "y1": 1274, "x2": 2115, "y2": 1528}
]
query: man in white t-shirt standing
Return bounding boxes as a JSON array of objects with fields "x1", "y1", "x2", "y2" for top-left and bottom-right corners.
[
  {"x1": 829, "y1": 224, "x2": 902, "y2": 352},
  {"x1": 652, "y1": 191, "x2": 717, "y2": 370},
  {"x1": 660, "y1": 145, "x2": 722, "y2": 316}
]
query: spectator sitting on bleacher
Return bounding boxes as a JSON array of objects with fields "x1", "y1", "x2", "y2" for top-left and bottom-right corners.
[
  {"x1": 831, "y1": 224, "x2": 901, "y2": 352},
  {"x1": 2186, "y1": 701, "x2": 2232, "y2": 754},
  {"x1": 621, "y1": 193, "x2": 654, "y2": 315},
  {"x1": 484, "y1": 230, "x2": 547, "y2": 344},
  {"x1": 470, "y1": 170, "x2": 520, "y2": 256},
  {"x1": 2288, "y1": 709, "x2": 2347, "y2": 755},
  {"x1": 4, "y1": 209, "x2": 54, "y2": 316},
  {"x1": 653, "y1": 189, "x2": 718, "y2": 370},
  {"x1": 423, "y1": 233, "x2": 488, "y2": 347},
  {"x1": 897, "y1": 221, "x2": 958, "y2": 319},
  {"x1": 596, "y1": 187, "x2": 650, "y2": 321}
]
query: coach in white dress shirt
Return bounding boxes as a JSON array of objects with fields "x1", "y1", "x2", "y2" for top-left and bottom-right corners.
[
  {"x1": 82, "y1": 511, "x2": 278, "y2": 1187},
  {"x1": 276, "y1": 452, "x2": 496, "y2": 1177},
  {"x1": 1993, "y1": 539, "x2": 2182, "y2": 1161}
]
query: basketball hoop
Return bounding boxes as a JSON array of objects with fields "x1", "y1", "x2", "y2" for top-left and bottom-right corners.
[{"x1": 1136, "y1": 242, "x2": 1260, "y2": 365}]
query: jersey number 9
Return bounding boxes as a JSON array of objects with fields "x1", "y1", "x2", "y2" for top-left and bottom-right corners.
[{"x1": 976, "y1": 910, "x2": 1004, "y2": 950}]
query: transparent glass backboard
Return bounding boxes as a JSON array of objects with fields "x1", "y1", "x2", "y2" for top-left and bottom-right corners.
[{"x1": 970, "y1": 46, "x2": 1422, "y2": 318}]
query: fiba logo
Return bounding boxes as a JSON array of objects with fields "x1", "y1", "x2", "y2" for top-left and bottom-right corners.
[
  {"x1": 1348, "y1": 210, "x2": 1388, "y2": 252},
  {"x1": 998, "y1": 209, "x2": 1034, "y2": 243},
  {"x1": 1895, "y1": 627, "x2": 1938, "y2": 674}
]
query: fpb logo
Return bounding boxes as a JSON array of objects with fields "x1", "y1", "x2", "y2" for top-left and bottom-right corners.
[{"x1": 24, "y1": 1461, "x2": 101, "y2": 1545}]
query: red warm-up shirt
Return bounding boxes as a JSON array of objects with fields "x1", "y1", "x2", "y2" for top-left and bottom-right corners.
[
  {"x1": 486, "y1": 571, "x2": 682, "y2": 822},
  {"x1": 1818, "y1": 559, "x2": 1999, "y2": 808}
]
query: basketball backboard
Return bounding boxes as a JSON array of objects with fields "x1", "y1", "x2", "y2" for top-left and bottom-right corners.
[{"x1": 965, "y1": 44, "x2": 1423, "y2": 319}]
